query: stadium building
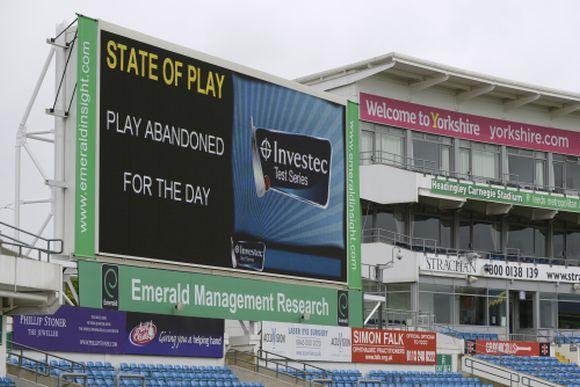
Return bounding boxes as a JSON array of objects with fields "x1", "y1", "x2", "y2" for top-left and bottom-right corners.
[
  {"x1": 298, "y1": 53, "x2": 580, "y2": 341},
  {"x1": 1, "y1": 17, "x2": 580, "y2": 387}
]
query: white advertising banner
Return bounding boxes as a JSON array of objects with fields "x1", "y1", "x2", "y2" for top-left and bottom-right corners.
[
  {"x1": 419, "y1": 254, "x2": 580, "y2": 284},
  {"x1": 261, "y1": 321, "x2": 352, "y2": 362}
]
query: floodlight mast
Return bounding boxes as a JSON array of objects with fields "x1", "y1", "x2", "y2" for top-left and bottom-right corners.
[{"x1": 13, "y1": 21, "x2": 70, "y2": 255}]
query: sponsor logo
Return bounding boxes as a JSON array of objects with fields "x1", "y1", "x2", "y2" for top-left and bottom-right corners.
[
  {"x1": 231, "y1": 239, "x2": 266, "y2": 271},
  {"x1": 330, "y1": 331, "x2": 351, "y2": 352},
  {"x1": 262, "y1": 327, "x2": 286, "y2": 349},
  {"x1": 252, "y1": 120, "x2": 332, "y2": 208},
  {"x1": 129, "y1": 321, "x2": 157, "y2": 346},
  {"x1": 337, "y1": 290, "x2": 349, "y2": 326},
  {"x1": 101, "y1": 264, "x2": 119, "y2": 309}
]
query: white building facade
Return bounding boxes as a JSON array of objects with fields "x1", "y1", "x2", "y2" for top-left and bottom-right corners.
[{"x1": 299, "y1": 53, "x2": 580, "y2": 341}]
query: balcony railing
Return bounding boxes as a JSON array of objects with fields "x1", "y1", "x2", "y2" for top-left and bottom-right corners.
[
  {"x1": 360, "y1": 150, "x2": 563, "y2": 194},
  {"x1": 363, "y1": 227, "x2": 580, "y2": 267}
]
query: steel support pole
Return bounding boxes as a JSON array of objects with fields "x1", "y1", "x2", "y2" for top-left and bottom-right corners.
[
  {"x1": 14, "y1": 46, "x2": 56, "y2": 238},
  {"x1": 53, "y1": 21, "x2": 67, "y2": 241}
]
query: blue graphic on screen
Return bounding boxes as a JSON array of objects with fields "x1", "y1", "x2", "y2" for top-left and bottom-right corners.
[{"x1": 232, "y1": 74, "x2": 345, "y2": 280}]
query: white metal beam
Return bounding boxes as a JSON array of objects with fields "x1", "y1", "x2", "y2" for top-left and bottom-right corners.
[
  {"x1": 457, "y1": 84, "x2": 495, "y2": 102},
  {"x1": 307, "y1": 61, "x2": 395, "y2": 91},
  {"x1": 551, "y1": 102, "x2": 580, "y2": 119},
  {"x1": 364, "y1": 301, "x2": 383, "y2": 326},
  {"x1": 504, "y1": 93, "x2": 541, "y2": 110},
  {"x1": 409, "y1": 73, "x2": 449, "y2": 92}
]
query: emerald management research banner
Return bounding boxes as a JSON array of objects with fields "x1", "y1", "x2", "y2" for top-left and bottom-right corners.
[
  {"x1": 261, "y1": 321, "x2": 351, "y2": 362},
  {"x1": 78, "y1": 20, "x2": 349, "y2": 283},
  {"x1": 79, "y1": 260, "x2": 363, "y2": 327},
  {"x1": 346, "y1": 102, "x2": 361, "y2": 290}
]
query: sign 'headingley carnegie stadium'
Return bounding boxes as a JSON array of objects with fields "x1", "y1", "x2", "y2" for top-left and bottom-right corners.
[{"x1": 431, "y1": 178, "x2": 580, "y2": 213}]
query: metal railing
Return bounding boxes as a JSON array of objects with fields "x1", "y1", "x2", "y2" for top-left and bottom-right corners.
[
  {"x1": 362, "y1": 227, "x2": 580, "y2": 267},
  {"x1": 463, "y1": 356, "x2": 558, "y2": 387},
  {"x1": 0, "y1": 221, "x2": 62, "y2": 261},
  {"x1": 226, "y1": 348, "x2": 329, "y2": 385},
  {"x1": 8, "y1": 340, "x2": 87, "y2": 384},
  {"x1": 362, "y1": 301, "x2": 435, "y2": 330},
  {"x1": 360, "y1": 149, "x2": 560, "y2": 194}
]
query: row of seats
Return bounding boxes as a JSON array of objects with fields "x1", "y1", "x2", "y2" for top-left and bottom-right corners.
[
  {"x1": 367, "y1": 371, "x2": 490, "y2": 387},
  {"x1": 555, "y1": 334, "x2": 580, "y2": 344},
  {"x1": 477, "y1": 355, "x2": 580, "y2": 387},
  {"x1": 0, "y1": 377, "x2": 15, "y2": 387},
  {"x1": 7, "y1": 356, "x2": 263, "y2": 387},
  {"x1": 439, "y1": 327, "x2": 499, "y2": 342}
]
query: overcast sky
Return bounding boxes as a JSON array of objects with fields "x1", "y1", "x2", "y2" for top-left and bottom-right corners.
[{"x1": 1, "y1": 0, "x2": 580, "y2": 237}]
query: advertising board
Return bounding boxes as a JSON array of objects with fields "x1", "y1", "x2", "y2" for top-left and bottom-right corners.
[
  {"x1": 261, "y1": 321, "x2": 351, "y2": 362},
  {"x1": 419, "y1": 253, "x2": 580, "y2": 284},
  {"x1": 465, "y1": 339, "x2": 550, "y2": 357},
  {"x1": 73, "y1": 16, "x2": 358, "y2": 285},
  {"x1": 12, "y1": 306, "x2": 223, "y2": 357},
  {"x1": 79, "y1": 260, "x2": 363, "y2": 327},
  {"x1": 351, "y1": 328, "x2": 436, "y2": 365},
  {"x1": 359, "y1": 93, "x2": 579, "y2": 156}
]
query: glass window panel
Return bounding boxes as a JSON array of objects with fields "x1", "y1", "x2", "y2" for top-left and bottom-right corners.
[
  {"x1": 459, "y1": 294, "x2": 486, "y2": 325},
  {"x1": 566, "y1": 231, "x2": 580, "y2": 259},
  {"x1": 473, "y1": 222, "x2": 500, "y2": 252},
  {"x1": 434, "y1": 293, "x2": 452, "y2": 324},
  {"x1": 459, "y1": 221, "x2": 471, "y2": 250},
  {"x1": 566, "y1": 160, "x2": 580, "y2": 190},
  {"x1": 540, "y1": 300, "x2": 556, "y2": 328},
  {"x1": 535, "y1": 159, "x2": 545, "y2": 187},
  {"x1": 473, "y1": 149, "x2": 499, "y2": 179},
  {"x1": 558, "y1": 301, "x2": 580, "y2": 329},
  {"x1": 508, "y1": 224, "x2": 534, "y2": 256},
  {"x1": 361, "y1": 130, "x2": 374, "y2": 163},
  {"x1": 534, "y1": 227, "x2": 547, "y2": 257},
  {"x1": 380, "y1": 133, "x2": 404, "y2": 165},
  {"x1": 459, "y1": 149, "x2": 470, "y2": 176},
  {"x1": 413, "y1": 140, "x2": 439, "y2": 171},
  {"x1": 376, "y1": 211, "x2": 396, "y2": 232},
  {"x1": 509, "y1": 155, "x2": 534, "y2": 185},
  {"x1": 553, "y1": 230, "x2": 565, "y2": 258},
  {"x1": 489, "y1": 290, "x2": 507, "y2": 327},
  {"x1": 440, "y1": 145, "x2": 450, "y2": 173},
  {"x1": 413, "y1": 214, "x2": 439, "y2": 242},
  {"x1": 440, "y1": 218, "x2": 452, "y2": 248},
  {"x1": 554, "y1": 162, "x2": 564, "y2": 189}
]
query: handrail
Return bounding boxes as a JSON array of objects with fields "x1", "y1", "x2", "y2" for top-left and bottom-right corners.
[
  {"x1": 0, "y1": 220, "x2": 63, "y2": 261},
  {"x1": 115, "y1": 373, "x2": 145, "y2": 387},
  {"x1": 362, "y1": 227, "x2": 580, "y2": 267},
  {"x1": 9, "y1": 340, "x2": 87, "y2": 378},
  {"x1": 58, "y1": 372, "x2": 88, "y2": 387},
  {"x1": 226, "y1": 348, "x2": 328, "y2": 384},
  {"x1": 360, "y1": 149, "x2": 558, "y2": 194},
  {"x1": 463, "y1": 356, "x2": 559, "y2": 387},
  {"x1": 257, "y1": 349, "x2": 327, "y2": 373}
]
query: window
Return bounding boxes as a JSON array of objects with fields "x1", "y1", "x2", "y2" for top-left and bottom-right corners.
[
  {"x1": 554, "y1": 155, "x2": 580, "y2": 191},
  {"x1": 558, "y1": 293, "x2": 580, "y2": 329},
  {"x1": 553, "y1": 222, "x2": 580, "y2": 260},
  {"x1": 459, "y1": 141, "x2": 500, "y2": 181},
  {"x1": 488, "y1": 290, "x2": 507, "y2": 327},
  {"x1": 419, "y1": 284, "x2": 453, "y2": 324},
  {"x1": 457, "y1": 286, "x2": 486, "y2": 325},
  {"x1": 360, "y1": 130, "x2": 374, "y2": 164},
  {"x1": 506, "y1": 217, "x2": 547, "y2": 257},
  {"x1": 507, "y1": 148, "x2": 546, "y2": 188},
  {"x1": 540, "y1": 293, "x2": 557, "y2": 329},
  {"x1": 412, "y1": 133, "x2": 451, "y2": 174},
  {"x1": 377, "y1": 128, "x2": 405, "y2": 165},
  {"x1": 413, "y1": 211, "x2": 452, "y2": 248},
  {"x1": 458, "y1": 212, "x2": 501, "y2": 252},
  {"x1": 362, "y1": 203, "x2": 407, "y2": 236}
]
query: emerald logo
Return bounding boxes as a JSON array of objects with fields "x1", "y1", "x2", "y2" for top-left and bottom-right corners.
[{"x1": 102, "y1": 264, "x2": 119, "y2": 309}]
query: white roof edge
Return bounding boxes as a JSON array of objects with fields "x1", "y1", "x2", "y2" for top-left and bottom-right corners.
[{"x1": 296, "y1": 52, "x2": 580, "y2": 103}]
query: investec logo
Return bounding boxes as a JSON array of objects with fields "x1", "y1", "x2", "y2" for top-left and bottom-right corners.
[
  {"x1": 253, "y1": 124, "x2": 333, "y2": 208},
  {"x1": 259, "y1": 137, "x2": 329, "y2": 175}
]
